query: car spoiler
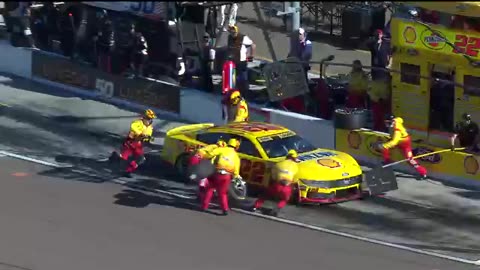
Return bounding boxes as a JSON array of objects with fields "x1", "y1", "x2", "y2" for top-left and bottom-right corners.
[{"x1": 166, "y1": 123, "x2": 215, "y2": 137}]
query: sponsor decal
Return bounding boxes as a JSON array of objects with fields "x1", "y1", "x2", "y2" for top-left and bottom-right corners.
[
  {"x1": 365, "y1": 135, "x2": 387, "y2": 157},
  {"x1": 316, "y1": 159, "x2": 341, "y2": 169},
  {"x1": 411, "y1": 147, "x2": 442, "y2": 164},
  {"x1": 403, "y1": 26, "x2": 417, "y2": 44},
  {"x1": 297, "y1": 151, "x2": 337, "y2": 162},
  {"x1": 464, "y1": 156, "x2": 479, "y2": 175},
  {"x1": 347, "y1": 131, "x2": 362, "y2": 150},
  {"x1": 420, "y1": 29, "x2": 446, "y2": 50}
]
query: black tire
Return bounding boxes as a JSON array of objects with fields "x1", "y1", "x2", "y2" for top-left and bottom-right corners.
[
  {"x1": 290, "y1": 184, "x2": 301, "y2": 206},
  {"x1": 174, "y1": 153, "x2": 191, "y2": 184}
]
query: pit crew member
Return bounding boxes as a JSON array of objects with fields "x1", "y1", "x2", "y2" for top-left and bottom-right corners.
[
  {"x1": 201, "y1": 138, "x2": 241, "y2": 215},
  {"x1": 346, "y1": 60, "x2": 368, "y2": 109},
  {"x1": 189, "y1": 139, "x2": 228, "y2": 200},
  {"x1": 224, "y1": 90, "x2": 249, "y2": 123},
  {"x1": 451, "y1": 113, "x2": 480, "y2": 152},
  {"x1": 115, "y1": 109, "x2": 157, "y2": 178},
  {"x1": 252, "y1": 150, "x2": 299, "y2": 217},
  {"x1": 381, "y1": 116, "x2": 427, "y2": 179}
]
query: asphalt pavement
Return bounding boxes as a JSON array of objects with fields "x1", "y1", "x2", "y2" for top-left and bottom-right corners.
[{"x1": 0, "y1": 73, "x2": 479, "y2": 269}]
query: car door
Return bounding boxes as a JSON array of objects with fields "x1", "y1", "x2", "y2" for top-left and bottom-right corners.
[{"x1": 233, "y1": 135, "x2": 270, "y2": 188}]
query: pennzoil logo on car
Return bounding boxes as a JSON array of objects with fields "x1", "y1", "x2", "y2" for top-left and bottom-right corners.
[
  {"x1": 412, "y1": 147, "x2": 442, "y2": 163},
  {"x1": 316, "y1": 159, "x2": 341, "y2": 169},
  {"x1": 297, "y1": 151, "x2": 337, "y2": 162},
  {"x1": 420, "y1": 29, "x2": 446, "y2": 50}
]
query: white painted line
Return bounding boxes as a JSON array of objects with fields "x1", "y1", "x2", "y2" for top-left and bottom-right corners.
[
  {"x1": 1, "y1": 150, "x2": 479, "y2": 266},
  {"x1": 0, "y1": 151, "x2": 72, "y2": 168}
]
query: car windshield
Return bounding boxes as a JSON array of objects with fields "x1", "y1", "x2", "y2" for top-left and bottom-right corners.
[{"x1": 259, "y1": 134, "x2": 317, "y2": 158}]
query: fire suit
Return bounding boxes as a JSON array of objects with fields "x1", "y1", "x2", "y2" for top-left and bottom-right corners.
[
  {"x1": 346, "y1": 71, "x2": 368, "y2": 109},
  {"x1": 254, "y1": 158, "x2": 299, "y2": 210},
  {"x1": 201, "y1": 146, "x2": 240, "y2": 212},
  {"x1": 119, "y1": 119, "x2": 153, "y2": 173},
  {"x1": 382, "y1": 117, "x2": 427, "y2": 177},
  {"x1": 368, "y1": 79, "x2": 390, "y2": 132},
  {"x1": 189, "y1": 143, "x2": 223, "y2": 199},
  {"x1": 227, "y1": 98, "x2": 249, "y2": 122}
]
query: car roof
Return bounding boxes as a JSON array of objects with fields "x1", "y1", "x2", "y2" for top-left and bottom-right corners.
[{"x1": 206, "y1": 122, "x2": 293, "y2": 137}]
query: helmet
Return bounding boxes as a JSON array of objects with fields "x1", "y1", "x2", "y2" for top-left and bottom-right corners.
[
  {"x1": 286, "y1": 149, "x2": 298, "y2": 159},
  {"x1": 217, "y1": 140, "x2": 227, "y2": 147},
  {"x1": 144, "y1": 109, "x2": 157, "y2": 119},
  {"x1": 462, "y1": 113, "x2": 472, "y2": 121},
  {"x1": 228, "y1": 25, "x2": 239, "y2": 33},
  {"x1": 230, "y1": 90, "x2": 241, "y2": 104},
  {"x1": 227, "y1": 138, "x2": 241, "y2": 149}
]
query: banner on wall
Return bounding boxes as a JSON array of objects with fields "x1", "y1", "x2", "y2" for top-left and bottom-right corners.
[
  {"x1": 31, "y1": 51, "x2": 181, "y2": 114},
  {"x1": 82, "y1": 2, "x2": 168, "y2": 21}
]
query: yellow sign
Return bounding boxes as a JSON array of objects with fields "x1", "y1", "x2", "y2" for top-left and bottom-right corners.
[
  {"x1": 397, "y1": 20, "x2": 480, "y2": 58},
  {"x1": 336, "y1": 128, "x2": 480, "y2": 181}
]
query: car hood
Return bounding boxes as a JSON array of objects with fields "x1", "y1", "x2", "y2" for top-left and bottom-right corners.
[{"x1": 294, "y1": 149, "x2": 362, "y2": 181}]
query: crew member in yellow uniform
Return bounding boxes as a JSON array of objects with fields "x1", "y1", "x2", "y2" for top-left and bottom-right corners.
[
  {"x1": 252, "y1": 150, "x2": 299, "y2": 216},
  {"x1": 117, "y1": 109, "x2": 156, "y2": 177},
  {"x1": 381, "y1": 115, "x2": 427, "y2": 179},
  {"x1": 346, "y1": 60, "x2": 369, "y2": 109},
  {"x1": 201, "y1": 138, "x2": 241, "y2": 215},
  {"x1": 188, "y1": 140, "x2": 228, "y2": 200},
  {"x1": 368, "y1": 76, "x2": 391, "y2": 132},
  {"x1": 226, "y1": 90, "x2": 249, "y2": 123}
]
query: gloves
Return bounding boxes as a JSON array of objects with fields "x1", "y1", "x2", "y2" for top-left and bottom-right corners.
[
  {"x1": 142, "y1": 136, "x2": 154, "y2": 143},
  {"x1": 246, "y1": 56, "x2": 254, "y2": 62}
]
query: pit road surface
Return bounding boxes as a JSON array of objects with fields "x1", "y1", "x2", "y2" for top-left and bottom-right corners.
[{"x1": 0, "y1": 73, "x2": 478, "y2": 269}]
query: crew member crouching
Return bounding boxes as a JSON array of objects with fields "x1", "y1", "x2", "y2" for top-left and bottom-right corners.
[
  {"x1": 252, "y1": 149, "x2": 299, "y2": 216},
  {"x1": 189, "y1": 140, "x2": 228, "y2": 201},
  {"x1": 381, "y1": 116, "x2": 427, "y2": 179},
  {"x1": 112, "y1": 109, "x2": 157, "y2": 178},
  {"x1": 224, "y1": 90, "x2": 249, "y2": 123},
  {"x1": 201, "y1": 138, "x2": 242, "y2": 215}
]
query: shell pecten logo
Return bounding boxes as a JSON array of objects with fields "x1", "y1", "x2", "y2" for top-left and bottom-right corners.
[
  {"x1": 464, "y1": 156, "x2": 479, "y2": 175},
  {"x1": 347, "y1": 131, "x2": 362, "y2": 150},
  {"x1": 403, "y1": 26, "x2": 417, "y2": 44},
  {"x1": 317, "y1": 159, "x2": 341, "y2": 169}
]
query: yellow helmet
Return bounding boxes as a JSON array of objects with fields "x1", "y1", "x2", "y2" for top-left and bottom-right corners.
[
  {"x1": 217, "y1": 140, "x2": 227, "y2": 147},
  {"x1": 230, "y1": 90, "x2": 241, "y2": 104},
  {"x1": 287, "y1": 149, "x2": 298, "y2": 159},
  {"x1": 144, "y1": 109, "x2": 157, "y2": 119},
  {"x1": 228, "y1": 25, "x2": 239, "y2": 33},
  {"x1": 227, "y1": 138, "x2": 241, "y2": 149}
]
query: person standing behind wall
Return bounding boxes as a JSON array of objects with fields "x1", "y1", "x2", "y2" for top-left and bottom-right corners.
[
  {"x1": 368, "y1": 75, "x2": 391, "y2": 132},
  {"x1": 288, "y1": 27, "x2": 312, "y2": 84},
  {"x1": 6, "y1": 1, "x2": 36, "y2": 48},
  {"x1": 368, "y1": 29, "x2": 391, "y2": 80},
  {"x1": 115, "y1": 19, "x2": 136, "y2": 75},
  {"x1": 227, "y1": 25, "x2": 255, "y2": 97},
  {"x1": 95, "y1": 10, "x2": 115, "y2": 73},
  {"x1": 346, "y1": 60, "x2": 368, "y2": 109},
  {"x1": 131, "y1": 32, "x2": 148, "y2": 78},
  {"x1": 219, "y1": 3, "x2": 238, "y2": 32}
]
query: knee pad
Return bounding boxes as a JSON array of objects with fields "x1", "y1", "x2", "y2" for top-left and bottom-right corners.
[{"x1": 137, "y1": 155, "x2": 146, "y2": 165}]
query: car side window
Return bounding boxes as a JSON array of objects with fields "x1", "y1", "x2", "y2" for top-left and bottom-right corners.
[
  {"x1": 196, "y1": 132, "x2": 231, "y2": 145},
  {"x1": 234, "y1": 136, "x2": 261, "y2": 158}
]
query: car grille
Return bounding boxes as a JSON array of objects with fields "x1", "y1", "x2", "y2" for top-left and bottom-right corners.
[
  {"x1": 301, "y1": 175, "x2": 362, "y2": 189},
  {"x1": 335, "y1": 187, "x2": 360, "y2": 198}
]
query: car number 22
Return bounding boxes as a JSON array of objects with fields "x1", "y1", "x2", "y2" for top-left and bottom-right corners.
[{"x1": 240, "y1": 159, "x2": 266, "y2": 183}]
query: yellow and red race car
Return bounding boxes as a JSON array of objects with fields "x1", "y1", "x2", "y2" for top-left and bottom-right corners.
[{"x1": 161, "y1": 121, "x2": 364, "y2": 204}]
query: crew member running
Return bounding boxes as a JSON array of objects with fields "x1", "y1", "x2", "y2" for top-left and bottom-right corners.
[
  {"x1": 381, "y1": 115, "x2": 427, "y2": 179},
  {"x1": 113, "y1": 109, "x2": 156, "y2": 177}
]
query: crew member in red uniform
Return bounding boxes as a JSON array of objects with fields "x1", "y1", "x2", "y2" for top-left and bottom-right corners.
[
  {"x1": 200, "y1": 138, "x2": 241, "y2": 215},
  {"x1": 189, "y1": 139, "x2": 228, "y2": 201},
  {"x1": 368, "y1": 76, "x2": 391, "y2": 131},
  {"x1": 381, "y1": 116, "x2": 427, "y2": 179},
  {"x1": 114, "y1": 109, "x2": 157, "y2": 178},
  {"x1": 252, "y1": 150, "x2": 299, "y2": 216}
]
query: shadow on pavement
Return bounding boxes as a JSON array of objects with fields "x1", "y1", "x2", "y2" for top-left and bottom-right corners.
[{"x1": 454, "y1": 191, "x2": 480, "y2": 200}]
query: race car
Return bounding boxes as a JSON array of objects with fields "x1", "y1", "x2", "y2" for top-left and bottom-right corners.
[{"x1": 161, "y1": 121, "x2": 364, "y2": 204}]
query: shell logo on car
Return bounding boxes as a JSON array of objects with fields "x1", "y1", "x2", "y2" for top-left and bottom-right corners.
[
  {"x1": 347, "y1": 131, "x2": 362, "y2": 150},
  {"x1": 464, "y1": 156, "x2": 479, "y2": 175},
  {"x1": 317, "y1": 159, "x2": 341, "y2": 169},
  {"x1": 403, "y1": 26, "x2": 417, "y2": 44}
]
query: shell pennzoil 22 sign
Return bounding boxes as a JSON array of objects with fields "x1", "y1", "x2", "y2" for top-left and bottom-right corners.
[{"x1": 396, "y1": 20, "x2": 480, "y2": 58}]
